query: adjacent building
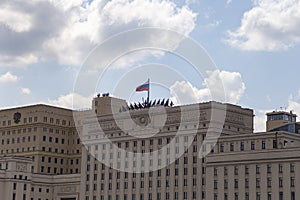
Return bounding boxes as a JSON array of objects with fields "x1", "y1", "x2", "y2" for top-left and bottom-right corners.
[
  {"x1": 0, "y1": 104, "x2": 82, "y2": 200},
  {"x1": 0, "y1": 104, "x2": 81, "y2": 175}
]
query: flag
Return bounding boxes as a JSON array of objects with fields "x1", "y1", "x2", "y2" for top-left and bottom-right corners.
[{"x1": 136, "y1": 80, "x2": 149, "y2": 92}]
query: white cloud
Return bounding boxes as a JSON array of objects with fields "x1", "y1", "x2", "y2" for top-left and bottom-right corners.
[
  {"x1": 21, "y1": 88, "x2": 31, "y2": 95},
  {"x1": 48, "y1": 93, "x2": 93, "y2": 109},
  {"x1": 0, "y1": 54, "x2": 38, "y2": 67},
  {"x1": 287, "y1": 92, "x2": 300, "y2": 116},
  {"x1": 226, "y1": 0, "x2": 300, "y2": 51},
  {"x1": 0, "y1": 72, "x2": 18, "y2": 83},
  {"x1": 0, "y1": 0, "x2": 196, "y2": 67},
  {"x1": 0, "y1": 4, "x2": 33, "y2": 32},
  {"x1": 254, "y1": 109, "x2": 270, "y2": 132},
  {"x1": 170, "y1": 70, "x2": 246, "y2": 105},
  {"x1": 226, "y1": 0, "x2": 232, "y2": 5},
  {"x1": 255, "y1": 90, "x2": 300, "y2": 133}
]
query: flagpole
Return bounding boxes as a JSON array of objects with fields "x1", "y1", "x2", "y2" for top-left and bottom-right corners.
[{"x1": 147, "y1": 78, "x2": 150, "y2": 105}]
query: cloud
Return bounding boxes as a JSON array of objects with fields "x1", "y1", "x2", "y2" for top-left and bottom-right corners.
[
  {"x1": 255, "y1": 90, "x2": 300, "y2": 133},
  {"x1": 0, "y1": 0, "x2": 196, "y2": 67},
  {"x1": 287, "y1": 91, "x2": 300, "y2": 116},
  {"x1": 21, "y1": 87, "x2": 31, "y2": 95},
  {"x1": 0, "y1": 3, "x2": 33, "y2": 32},
  {"x1": 48, "y1": 93, "x2": 93, "y2": 109},
  {"x1": 254, "y1": 109, "x2": 269, "y2": 132},
  {"x1": 0, "y1": 72, "x2": 18, "y2": 82},
  {"x1": 226, "y1": 0, "x2": 300, "y2": 51},
  {"x1": 170, "y1": 70, "x2": 246, "y2": 105},
  {"x1": 226, "y1": 0, "x2": 232, "y2": 5}
]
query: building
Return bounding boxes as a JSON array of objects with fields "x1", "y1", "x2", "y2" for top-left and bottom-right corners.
[
  {"x1": 79, "y1": 96, "x2": 300, "y2": 200},
  {"x1": 1, "y1": 95, "x2": 300, "y2": 200},
  {"x1": 0, "y1": 156, "x2": 80, "y2": 200},
  {"x1": 0, "y1": 104, "x2": 81, "y2": 175},
  {"x1": 0, "y1": 104, "x2": 82, "y2": 200},
  {"x1": 205, "y1": 131, "x2": 300, "y2": 200},
  {"x1": 267, "y1": 110, "x2": 300, "y2": 133}
]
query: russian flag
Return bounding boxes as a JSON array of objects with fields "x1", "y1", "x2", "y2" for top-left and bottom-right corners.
[{"x1": 136, "y1": 80, "x2": 149, "y2": 92}]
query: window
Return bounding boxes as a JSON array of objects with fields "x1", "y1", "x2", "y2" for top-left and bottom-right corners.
[
  {"x1": 251, "y1": 141, "x2": 255, "y2": 150},
  {"x1": 268, "y1": 193, "x2": 272, "y2": 200},
  {"x1": 256, "y1": 178, "x2": 260, "y2": 188},
  {"x1": 262, "y1": 140, "x2": 266, "y2": 149},
  {"x1": 193, "y1": 167, "x2": 197, "y2": 175},
  {"x1": 193, "y1": 179, "x2": 197, "y2": 186},
  {"x1": 240, "y1": 142, "x2": 244, "y2": 151},
  {"x1": 256, "y1": 165, "x2": 260, "y2": 174},
  {"x1": 234, "y1": 166, "x2": 238, "y2": 175},
  {"x1": 175, "y1": 192, "x2": 178, "y2": 199},
  {"x1": 183, "y1": 192, "x2": 188, "y2": 199},
  {"x1": 184, "y1": 179, "x2": 188, "y2": 186},
  {"x1": 279, "y1": 164, "x2": 283, "y2": 173},
  {"x1": 184, "y1": 168, "x2": 188, "y2": 175},
  {"x1": 234, "y1": 193, "x2": 238, "y2": 200},
  {"x1": 279, "y1": 192, "x2": 283, "y2": 200},
  {"x1": 267, "y1": 177, "x2": 272, "y2": 187},
  {"x1": 245, "y1": 165, "x2": 249, "y2": 174},
  {"x1": 214, "y1": 168, "x2": 218, "y2": 176},
  {"x1": 234, "y1": 179, "x2": 238, "y2": 188},
  {"x1": 214, "y1": 193, "x2": 218, "y2": 200},
  {"x1": 214, "y1": 180, "x2": 218, "y2": 189},
  {"x1": 224, "y1": 180, "x2": 228, "y2": 189},
  {"x1": 245, "y1": 179, "x2": 249, "y2": 188},
  {"x1": 184, "y1": 157, "x2": 188, "y2": 164},
  {"x1": 224, "y1": 167, "x2": 228, "y2": 176},
  {"x1": 273, "y1": 139, "x2": 277, "y2": 148},
  {"x1": 290, "y1": 163, "x2": 295, "y2": 173},
  {"x1": 230, "y1": 143, "x2": 234, "y2": 151},
  {"x1": 279, "y1": 177, "x2": 283, "y2": 187},
  {"x1": 267, "y1": 164, "x2": 272, "y2": 173},
  {"x1": 291, "y1": 177, "x2": 295, "y2": 187},
  {"x1": 193, "y1": 145, "x2": 197, "y2": 152},
  {"x1": 291, "y1": 192, "x2": 295, "y2": 200},
  {"x1": 220, "y1": 144, "x2": 224, "y2": 152},
  {"x1": 256, "y1": 192, "x2": 261, "y2": 200}
]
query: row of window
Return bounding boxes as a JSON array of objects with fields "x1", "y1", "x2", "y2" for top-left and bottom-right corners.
[
  {"x1": 2, "y1": 136, "x2": 37, "y2": 145},
  {"x1": 215, "y1": 191, "x2": 295, "y2": 200},
  {"x1": 41, "y1": 156, "x2": 79, "y2": 165},
  {"x1": 87, "y1": 166, "x2": 199, "y2": 181},
  {"x1": 214, "y1": 163, "x2": 296, "y2": 176},
  {"x1": 92, "y1": 135, "x2": 200, "y2": 150},
  {"x1": 2, "y1": 127, "x2": 38, "y2": 135},
  {"x1": 219, "y1": 139, "x2": 274, "y2": 153},
  {"x1": 1, "y1": 127, "x2": 78, "y2": 137},
  {"x1": 86, "y1": 177, "x2": 199, "y2": 192},
  {"x1": 40, "y1": 166, "x2": 79, "y2": 174},
  {"x1": 13, "y1": 183, "x2": 50, "y2": 193},
  {"x1": 1, "y1": 146, "x2": 80, "y2": 155},
  {"x1": 1, "y1": 117, "x2": 71, "y2": 126},
  {"x1": 86, "y1": 191, "x2": 198, "y2": 200},
  {"x1": 214, "y1": 176, "x2": 295, "y2": 189}
]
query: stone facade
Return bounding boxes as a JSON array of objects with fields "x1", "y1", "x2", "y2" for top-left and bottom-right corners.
[
  {"x1": 0, "y1": 157, "x2": 80, "y2": 200},
  {"x1": 0, "y1": 104, "x2": 81, "y2": 175}
]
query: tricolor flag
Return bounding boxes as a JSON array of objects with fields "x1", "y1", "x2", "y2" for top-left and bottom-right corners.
[{"x1": 136, "y1": 80, "x2": 149, "y2": 92}]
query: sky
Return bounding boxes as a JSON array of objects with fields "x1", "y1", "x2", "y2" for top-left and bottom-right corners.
[{"x1": 1, "y1": 0, "x2": 300, "y2": 132}]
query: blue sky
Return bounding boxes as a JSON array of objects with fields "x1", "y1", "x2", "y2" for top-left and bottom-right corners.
[{"x1": 1, "y1": 0, "x2": 300, "y2": 131}]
